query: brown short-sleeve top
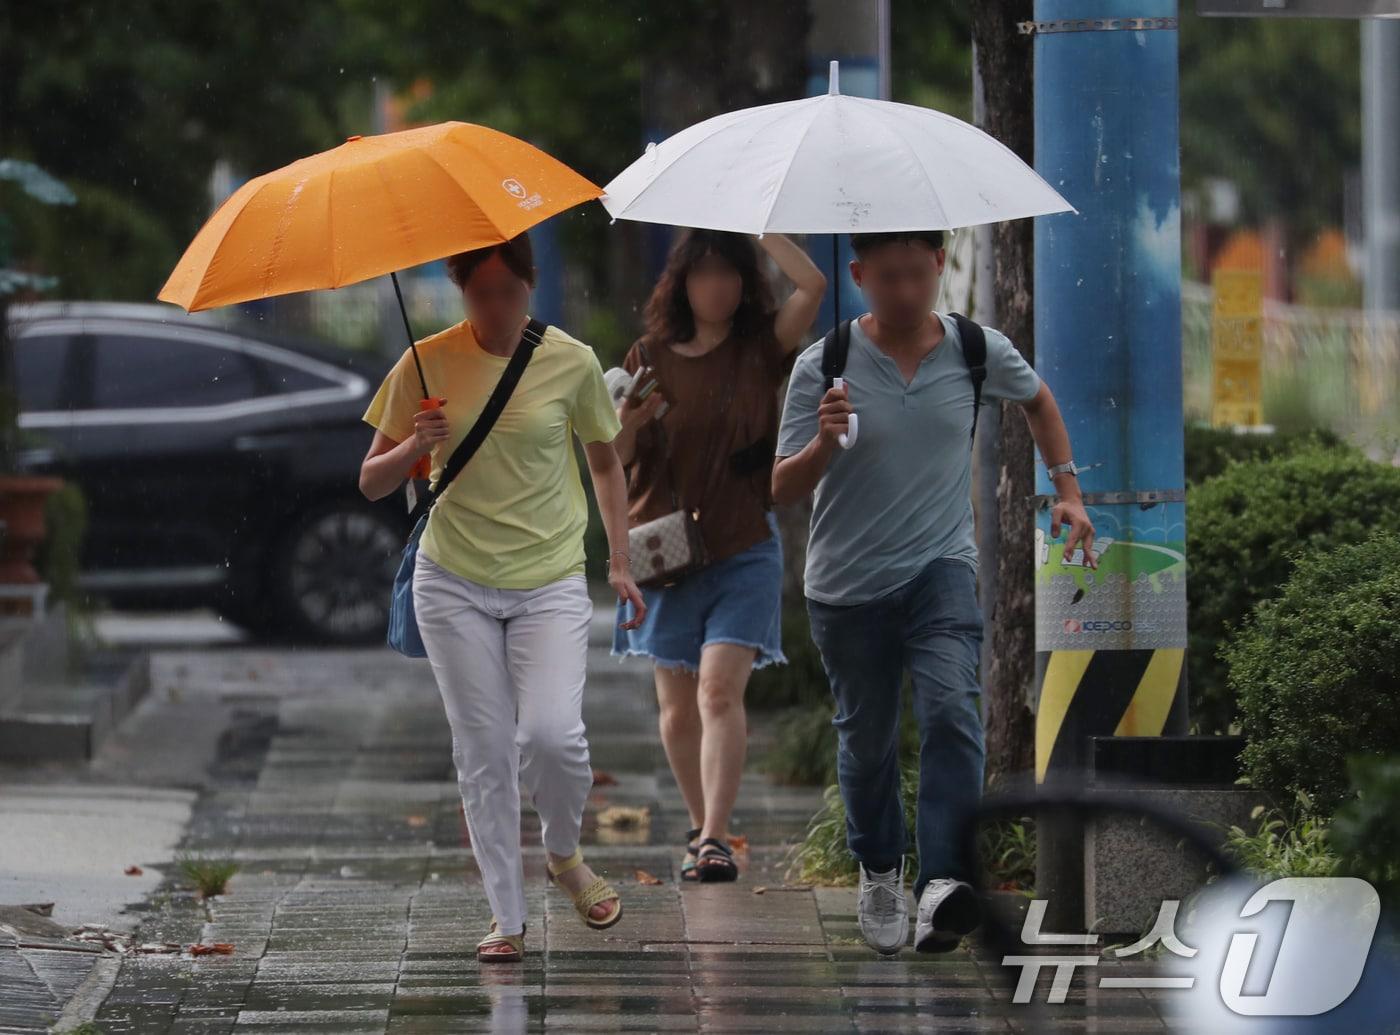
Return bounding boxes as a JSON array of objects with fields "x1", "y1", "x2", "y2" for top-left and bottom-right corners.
[{"x1": 622, "y1": 323, "x2": 798, "y2": 563}]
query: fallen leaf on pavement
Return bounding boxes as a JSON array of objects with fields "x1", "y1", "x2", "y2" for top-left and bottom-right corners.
[
  {"x1": 634, "y1": 869, "x2": 663, "y2": 886},
  {"x1": 405, "y1": 815, "x2": 428, "y2": 828},
  {"x1": 726, "y1": 834, "x2": 749, "y2": 853},
  {"x1": 596, "y1": 805, "x2": 650, "y2": 829},
  {"x1": 188, "y1": 942, "x2": 235, "y2": 956},
  {"x1": 124, "y1": 865, "x2": 143, "y2": 876},
  {"x1": 591, "y1": 769, "x2": 618, "y2": 786}
]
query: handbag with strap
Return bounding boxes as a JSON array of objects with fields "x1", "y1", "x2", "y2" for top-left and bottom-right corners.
[
  {"x1": 626, "y1": 341, "x2": 736, "y2": 589},
  {"x1": 387, "y1": 318, "x2": 544, "y2": 657}
]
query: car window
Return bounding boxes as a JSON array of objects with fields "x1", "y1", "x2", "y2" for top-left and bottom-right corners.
[
  {"x1": 91, "y1": 334, "x2": 262, "y2": 409},
  {"x1": 260, "y1": 355, "x2": 340, "y2": 393},
  {"x1": 11, "y1": 333, "x2": 72, "y2": 411}
]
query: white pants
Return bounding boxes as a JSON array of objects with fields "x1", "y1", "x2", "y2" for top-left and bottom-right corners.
[{"x1": 412, "y1": 548, "x2": 594, "y2": 935}]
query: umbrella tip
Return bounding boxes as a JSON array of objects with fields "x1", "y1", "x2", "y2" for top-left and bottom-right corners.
[{"x1": 828, "y1": 60, "x2": 840, "y2": 96}]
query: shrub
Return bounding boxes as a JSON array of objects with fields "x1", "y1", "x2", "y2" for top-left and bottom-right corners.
[
  {"x1": 1186, "y1": 445, "x2": 1400, "y2": 733},
  {"x1": 762, "y1": 705, "x2": 839, "y2": 786},
  {"x1": 35, "y1": 480, "x2": 87, "y2": 610},
  {"x1": 1329, "y1": 754, "x2": 1400, "y2": 909},
  {"x1": 786, "y1": 762, "x2": 1035, "y2": 892},
  {"x1": 1225, "y1": 532, "x2": 1400, "y2": 816},
  {"x1": 1183, "y1": 422, "x2": 1340, "y2": 486},
  {"x1": 1221, "y1": 793, "x2": 1339, "y2": 880},
  {"x1": 787, "y1": 767, "x2": 919, "y2": 886},
  {"x1": 177, "y1": 853, "x2": 239, "y2": 899},
  {"x1": 748, "y1": 597, "x2": 829, "y2": 710},
  {"x1": 762, "y1": 698, "x2": 920, "y2": 788}
]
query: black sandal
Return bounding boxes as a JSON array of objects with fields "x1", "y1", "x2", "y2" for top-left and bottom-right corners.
[
  {"x1": 694, "y1": 837, "x2": 738, "y2": 883},
  {"x1": 680, "y1": 827, "x2": 702, "y2": 883}
]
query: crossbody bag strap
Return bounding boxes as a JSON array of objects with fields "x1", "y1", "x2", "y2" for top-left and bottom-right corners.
[{"x1": 419, "y1": 317, "x2": 545, "y2": 515}]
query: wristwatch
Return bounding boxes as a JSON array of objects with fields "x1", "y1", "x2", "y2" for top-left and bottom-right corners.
[{"x1": 1046, "y1": 459, "x2": 1080, "y2": 478}]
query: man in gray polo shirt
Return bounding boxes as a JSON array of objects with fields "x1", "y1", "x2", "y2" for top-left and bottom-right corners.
[{"x1": 773, "y1": 230, "x2": 1094, "y2": 956}]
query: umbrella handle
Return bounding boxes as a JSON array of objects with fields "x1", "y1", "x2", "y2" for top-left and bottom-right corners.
[
  {"x1": 410, "y1": 397, "x2": 447, "y2": 480},
  {"x1": 833, "y1": 378, "x2": 858, "y2": 449}
]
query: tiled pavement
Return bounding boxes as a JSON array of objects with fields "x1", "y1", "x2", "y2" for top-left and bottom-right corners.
[{"x1": 81, "y1": 599, "x2": 1177, "y2": 1033}]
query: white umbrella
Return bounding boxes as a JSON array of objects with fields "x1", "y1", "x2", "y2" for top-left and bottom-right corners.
[
  {"x1": 602, "y1": 62, "x2": 1075, "y2": 449},
  {"x1": 602, "y1": 61, "x2": 1075, "y2": 235}
]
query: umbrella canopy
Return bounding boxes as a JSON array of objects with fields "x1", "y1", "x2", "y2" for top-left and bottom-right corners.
[
  {"x1": 601, "y1": 61, "x2": 1074, "y2": 235},
  {"x1": 159, "y1": 121, "x2": 602, "y2": 312}
]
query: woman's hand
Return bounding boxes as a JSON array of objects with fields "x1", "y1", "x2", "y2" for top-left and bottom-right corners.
[
  {"x1": 582, "y1": 437, "x2": 647, "y2": 628},
  {"x1": 411, "y1": 403, "x2": 451, "y2": 455},
  {"x1": 617, "y1": 388, "x2": 665, "y2": 434},
  {"x1": 610, "y1": 560, "x2": 647, "y2": 630},
  {"x1": 757, "y1": 233, "x2": 827, "y2": 354}
]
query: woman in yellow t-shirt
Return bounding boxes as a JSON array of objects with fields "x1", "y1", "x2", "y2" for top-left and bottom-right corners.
[{"x1": 359, "y1": 232, "x2": 645, "y2": 964}]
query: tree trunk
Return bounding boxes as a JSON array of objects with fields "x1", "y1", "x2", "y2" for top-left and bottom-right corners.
[
  {"x1": 970, "y1": 1, "x2": 1037, "y2": 785},
  {"x1": 643, "y1": 3, "x2": 813, "y2": 135}
]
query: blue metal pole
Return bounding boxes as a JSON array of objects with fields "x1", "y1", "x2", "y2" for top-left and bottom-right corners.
[
  {"x1": 1031, "y1": 0, "x2": 1190, "y2": 933},
  {"x1": 1032, "y1": 2, "x2": 1190, "y2": 783}
]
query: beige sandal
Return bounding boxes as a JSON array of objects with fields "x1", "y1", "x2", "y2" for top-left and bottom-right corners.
[
  {"x1": 476, "y1": 918, "x2": 525, "y2": 963},
  {"x1": 546, "y1": 850, "x2": 623, "y2": 930}
]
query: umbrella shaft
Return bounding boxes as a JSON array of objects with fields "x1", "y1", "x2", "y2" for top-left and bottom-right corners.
[{"x1": 391, "y1": 270, "x2": 430, "y2": 399}]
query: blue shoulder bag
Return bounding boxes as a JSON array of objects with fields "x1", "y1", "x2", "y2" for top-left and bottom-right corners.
[{"x1": 387, "y1": 318, "x2": 544, "y2": 657}]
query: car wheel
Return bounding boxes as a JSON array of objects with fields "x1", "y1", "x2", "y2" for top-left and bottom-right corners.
[{"x1": 271, "y1": 500, "x2": 404, "y2": 644}]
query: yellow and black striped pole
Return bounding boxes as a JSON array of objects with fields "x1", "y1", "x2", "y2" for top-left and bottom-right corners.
[{"x1": 1035, "y1": 645, "x2": 1187, "y2": 782}]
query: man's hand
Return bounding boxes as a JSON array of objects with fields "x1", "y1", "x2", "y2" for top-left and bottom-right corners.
[
  {"x1": 1053, "y1": 498, "x2": 1097, "y2": 570},
  {"x1": 817, "y1": 384, "x2": 852, "y2": 448}
]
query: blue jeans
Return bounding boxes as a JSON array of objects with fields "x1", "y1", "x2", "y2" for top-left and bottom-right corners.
[
  {"x1": 612, "y1": 511, "x2": 786, "y2": 673},
  {"x1": 806, "y1": 555, "x2": 986, "y2": 897}
]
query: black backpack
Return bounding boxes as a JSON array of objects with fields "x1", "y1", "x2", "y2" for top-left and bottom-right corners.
[{"x1": 820, "y1": 313, "x2": 988, "y2": 445}]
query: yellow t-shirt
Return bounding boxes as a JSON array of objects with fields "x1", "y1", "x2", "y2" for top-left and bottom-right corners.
[{"x1": 361, "y1": 318, "x2": 622, "y2": 590}]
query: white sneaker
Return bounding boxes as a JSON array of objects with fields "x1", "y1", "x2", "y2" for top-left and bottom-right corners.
[
  {"x1": 914, "y1": 877, "x2": 981, "y2": 953},
  {"x1": 857, "y1": 861, "x2": 909, "y2": 956}
]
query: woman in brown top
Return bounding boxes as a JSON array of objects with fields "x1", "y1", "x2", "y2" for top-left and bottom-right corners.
[{"x1": 611, "y1": 229, "x2": 825, "y2": 882}]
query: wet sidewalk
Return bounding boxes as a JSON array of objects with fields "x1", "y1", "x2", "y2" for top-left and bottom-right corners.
[{"x1": 78, "y1": 598, "x2": 1174, "y2": 1034}]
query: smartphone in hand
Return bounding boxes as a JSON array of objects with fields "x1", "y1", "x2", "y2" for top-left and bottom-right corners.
[{"x1": 627, "y1": 365, "x2": 669, "y2": 417}]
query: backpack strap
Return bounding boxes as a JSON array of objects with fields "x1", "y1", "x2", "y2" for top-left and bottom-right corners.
[
  {"x1": 950, "y1": 312, "x2": 987, "y2": 446},
  {"x1": 820, "y1": 318, "x2": 853, "y2": 392}
]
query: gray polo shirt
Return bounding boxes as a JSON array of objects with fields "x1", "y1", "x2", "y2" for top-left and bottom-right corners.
[{"x1": 777, "y1": 311, "x2": 1042, "y2": 606}]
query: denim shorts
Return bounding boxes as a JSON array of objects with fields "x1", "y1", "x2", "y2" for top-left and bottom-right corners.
[{"x1": 611, "y1": 510, "x2": 786, "y2": 673}]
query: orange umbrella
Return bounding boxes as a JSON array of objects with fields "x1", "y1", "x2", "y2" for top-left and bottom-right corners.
[{"x1": 158, "y1": 121, "x2": 602, "y2": 476}]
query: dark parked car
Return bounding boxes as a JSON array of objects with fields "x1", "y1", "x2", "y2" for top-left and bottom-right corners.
[{"x1": 6, "y1": 301, "x2": 412, "y2": 643}]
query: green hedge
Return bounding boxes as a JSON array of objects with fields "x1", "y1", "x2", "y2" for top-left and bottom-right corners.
[
  {"x1": 1225, "y1": 532, "x2": 1400, "y2": 816},
  {"x1": 1330, "y1": 754, "x2": 1400, "y2": 910},
  {"x1": 1186, "y1": 444, "x2": 1400, "y2": 733},
  {"x1": 1183, "y1": 423, "x2": 1341, "y2": 485},
  {"x1": 747, "y1": 598, "x2": 830, "y2": 711},
  {"x1": 762, "y1": 693, "x2": 920, "y2": 788}
]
